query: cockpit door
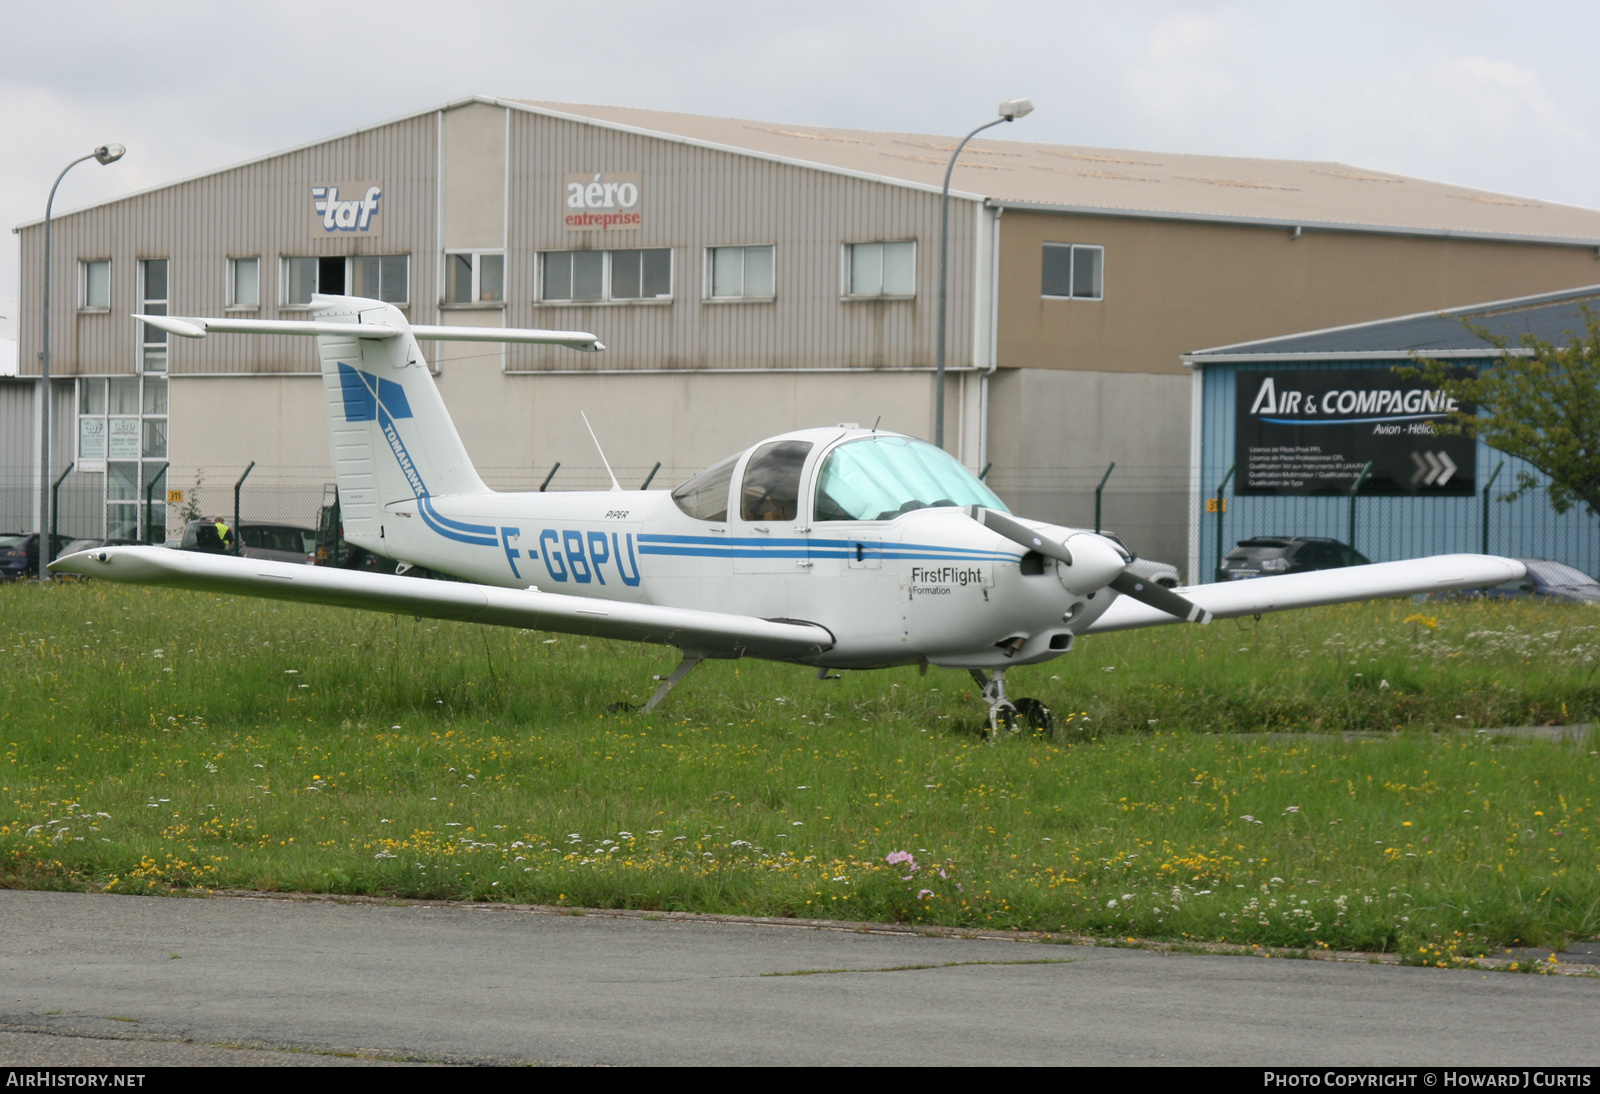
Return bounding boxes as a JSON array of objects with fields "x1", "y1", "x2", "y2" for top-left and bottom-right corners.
[{"x1": 732, "y1": 439, "x2": 814, "y2": 575}]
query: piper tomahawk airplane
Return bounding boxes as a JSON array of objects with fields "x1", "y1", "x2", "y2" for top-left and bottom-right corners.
[{"x1": 53, "y1": 295, "x2": 1524, "y2": 727}]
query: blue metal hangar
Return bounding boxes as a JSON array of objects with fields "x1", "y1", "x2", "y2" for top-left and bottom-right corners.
[{"x1": 1184, "y1": 284, "x2": 1600, "y2": 582}]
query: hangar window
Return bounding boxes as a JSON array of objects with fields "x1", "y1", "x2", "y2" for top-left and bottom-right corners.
[
  {"x1": 351, "y1": 254, "x2": 410, "y2": 305},
  {"x1": 281, "y1": 255, "x2": 409, "y2": 307},
  {"x1": 283, "y1": 257, "x2": 319, "y2": 306},
  {"x1": 76, "y1": 373, "x2": 168, "y2": 543},
  {"x1": 1041, "y1": 243, "x2": 1103, "y2": 300},
  {"x1": 846, "y1": 241, "x2": 916, "y2": 298},
  {"x1": 139, "y1": 259, "x2": 168, "y2": 373},
  {"x1": 707, "y1": 245, "x2": 774, "y2": 300},
  {"x1": 80, "y1": 260, "x2": 111, "y2": 310},
  {"x1": 445, "y1": 251, "x2": 504, "y2": 305},
  {"x1": 540, "y1": 249, "x2": 671, "y2": 303},
  {"x1": 227, "y1": 258, "x2": 259, "y2": 309}
]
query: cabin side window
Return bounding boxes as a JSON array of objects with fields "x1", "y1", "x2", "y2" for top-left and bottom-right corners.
[
  {"x1": 739, "y1": 441, "x2": 813, "y2": 522},
  {"x1": 671, "y1": 453, "x2": 740, "y2": 521}
]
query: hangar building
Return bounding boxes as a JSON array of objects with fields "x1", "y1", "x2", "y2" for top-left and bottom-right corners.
[
  {"x1": 1185, "y1": 284, "x2": 1600, "y2": 581},
  {"x1": 9, "y1": 96, "x2": 1600, "y2": 572}
]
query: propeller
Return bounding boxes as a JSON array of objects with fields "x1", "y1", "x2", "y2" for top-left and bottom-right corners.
[{"x1": 967, "y1": 507, "x2": 1212, "y2": 624}]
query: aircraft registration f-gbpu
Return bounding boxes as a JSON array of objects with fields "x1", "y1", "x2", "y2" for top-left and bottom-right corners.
[{"x1": 52, "y1": 296, "x2": 1525, "y2": 727}]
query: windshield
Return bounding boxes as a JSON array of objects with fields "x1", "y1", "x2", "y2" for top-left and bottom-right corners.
[{"x1": 814, "y1": 435, "x2": 1006, "y2": 522}]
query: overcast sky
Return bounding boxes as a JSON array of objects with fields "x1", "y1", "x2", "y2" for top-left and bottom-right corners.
[{"x1": 4, "y1": 0, "x2": 1599, "y2": 311}]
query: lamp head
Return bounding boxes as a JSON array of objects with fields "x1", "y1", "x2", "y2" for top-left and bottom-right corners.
[
  {"x1": 93, "y1": 143, "x2": 126, "y2": 166},
  {"x1": 998, "y1": 98, "x2": 1034, "y2": 121}
]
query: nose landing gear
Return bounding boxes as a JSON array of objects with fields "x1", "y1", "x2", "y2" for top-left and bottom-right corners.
[{"x1": 969, "y1": 668, "x2": 1053, "y2": 736}]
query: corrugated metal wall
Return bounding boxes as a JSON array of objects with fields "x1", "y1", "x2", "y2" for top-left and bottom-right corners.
[
  {"x1": 16, "y1": 103, "x2": 974, "y2": 379},
  {"x1": 501, "y1": 107, "x2": 972, "y2": 373},
  {"x1": 1196, "y1": 359, "x2": 1600, "y2": 579},
  {"x1": 0, "y1": 380, "x2": 36, "y2": 531},
  {"x1": 16, "y1": 113, "x2": 440, "y2": 377}
]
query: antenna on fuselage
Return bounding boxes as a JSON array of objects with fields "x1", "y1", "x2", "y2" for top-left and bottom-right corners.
[{"x1": 581, "y1": 411, "x2": 623, "y2": 492}]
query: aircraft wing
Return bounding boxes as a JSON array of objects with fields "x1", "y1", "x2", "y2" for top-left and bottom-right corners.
[
  {"x1": 49, "y1": 547, "x2": 832, "y2": 660},
  {"x1": 1082, "y1": 554, "x2": 1526, "y2": 634}
]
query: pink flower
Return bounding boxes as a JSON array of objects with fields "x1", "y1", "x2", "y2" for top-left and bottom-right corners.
[
  {"x1": 918, "y1": 889, "x2": 934, "y2": 899},
  {"x1": 885, "y1": 850, "x2": 918, "y2": 872}
]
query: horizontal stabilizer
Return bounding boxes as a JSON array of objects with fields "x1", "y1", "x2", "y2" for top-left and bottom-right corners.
[
  {"x1": 1083, "y1": 554, "x2": 1526, "y2": 634},
  {"x1": 134, "y1": 314, "x2": 604, "y2": 351},
  {"x1": 49, "y1": 548, "x2": 830, "y2": 661}
]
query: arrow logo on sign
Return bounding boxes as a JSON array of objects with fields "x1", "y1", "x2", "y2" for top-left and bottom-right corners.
[{"x1": 1409, "y1": 450, "x2": 1458, "y2": 486}]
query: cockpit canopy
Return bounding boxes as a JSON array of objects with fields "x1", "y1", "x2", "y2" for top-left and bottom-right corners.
[{"x1": 671, "y1": 432, "x2": 1007, "y2": 523}]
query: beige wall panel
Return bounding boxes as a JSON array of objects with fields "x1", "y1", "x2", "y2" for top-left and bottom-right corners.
[
  {"x1": 441, "y1": 103, "x2": 507, "y2": 250},
  {"x1": 986, "y1": 368, "x2": 1191, "y2": 471},
  {"x1": 432, "y1": 308, "x2": 517, "y2": 471},
  {"x1": 167, "y1": 376, "x2": 331, "y2": 487},
  {"x1": 0, "y1": 381, "x2": 35, "y2": 475},
  {"x1": 997, "y1": 211, "x2": 1600, "y2": 376},
  {"x1": 984, "y1": 367, "x2": 1193, "y2": 568},
  {"x1": 501, "y1": 110, "x2": 974, "y2": 373},
  {"x1": 17, "y1": 113, "x2": 440, "y2": 378},
  {"x1": 429, "y1": 363, "x2": 938, "y2": 491}
]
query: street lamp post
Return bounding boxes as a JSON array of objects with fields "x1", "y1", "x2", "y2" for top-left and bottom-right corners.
[
  {"x1": 39, "y1": 143, "x2": 125, "y2": 581},
  {"x1": 935, "y1": 99, "x2": 1032, "y2": 452}
]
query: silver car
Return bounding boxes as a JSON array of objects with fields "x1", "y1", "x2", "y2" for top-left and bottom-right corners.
[{"x1": 1099, "y1": 530, "x2": 1181, "y2": 588}]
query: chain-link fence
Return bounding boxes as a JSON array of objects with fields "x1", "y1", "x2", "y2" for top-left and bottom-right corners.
[{"x1": 987, "y1": 465, "x2": 1191, "y2": 576}]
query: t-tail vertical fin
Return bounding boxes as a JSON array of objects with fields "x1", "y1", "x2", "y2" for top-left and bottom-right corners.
[{"x1": 312, "y1": 296, "x2": 488, "y2": 552}]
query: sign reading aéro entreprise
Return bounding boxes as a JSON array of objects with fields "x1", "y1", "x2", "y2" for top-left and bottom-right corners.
[
  {"x1": 564, "y1": 172, "x2": 641, "y2": 231},
  {"x1": 310, "y1": 181, "x2": 384, "y2": 236}
]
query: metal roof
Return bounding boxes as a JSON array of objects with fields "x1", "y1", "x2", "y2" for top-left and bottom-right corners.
[
  {"x1": 1185, "y1": 284, "x2": 1600, "y2": 360},
  {"x1": 20, "y1": 94, "x2": 1600, "y2": 247},
  {"x1": 510, "y1": 100, "x2": 1600, "y2": 245}
]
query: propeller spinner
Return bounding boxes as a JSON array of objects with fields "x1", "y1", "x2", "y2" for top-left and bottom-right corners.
[{"x1": 968, "y1": 507, "x2": 1213, "y2": 625}]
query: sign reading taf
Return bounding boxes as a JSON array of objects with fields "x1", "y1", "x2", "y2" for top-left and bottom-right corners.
[
  {"x1": 563, "y1": 172, "x2": 641, "y2": 231},
  {"x1": 310, "y1": 181, "x2": 384, "y2": 235}
]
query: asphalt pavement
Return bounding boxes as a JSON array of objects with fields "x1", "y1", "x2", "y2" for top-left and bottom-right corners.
[{"x1": 1, "y1": 890, "x2": 1597, "y2": 1066}]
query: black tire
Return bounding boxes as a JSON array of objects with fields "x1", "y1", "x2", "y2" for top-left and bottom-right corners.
[{"x1": 1013, "y1": 697, "x2": 1053, "y2": 733}]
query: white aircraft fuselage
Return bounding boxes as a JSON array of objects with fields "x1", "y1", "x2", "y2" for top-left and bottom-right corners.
[{"x1": 383, "y1": 439, "x2": 1092, "y2": 671}]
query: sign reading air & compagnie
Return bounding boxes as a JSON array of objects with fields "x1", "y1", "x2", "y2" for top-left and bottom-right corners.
[
  {"x1": 563, "y1": 172, "x2": 641, "y2": 231},
  {"x1": 1235, "y1": 368, "x2": 1476, "y2": 497},
  {"x1": 309, "y1": 181, "x2": 384, "y2": 235}
]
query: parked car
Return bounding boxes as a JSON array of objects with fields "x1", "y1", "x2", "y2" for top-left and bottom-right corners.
[
  {"x1": 1098, "y1": 530, "x2": 1180, "y2": 588},
  {"x1": 172, "y1": 518, "x2": 315, "y2": 564},
  {"x1": 1483, "y1": 559, "x2": 1600, "y2": 604},
  {"x1": 0, "y1": 533, "x2": 76, "y2": 579},
  {"x1": 1220, "y1": 536, "x2": 1370, "y2": 580},
  {"x1": 172, "y1": 518, "x2": 239, "y2": 555},
  {"x1": 239, "y1": 522, "x2": 317, "y2": 565}
]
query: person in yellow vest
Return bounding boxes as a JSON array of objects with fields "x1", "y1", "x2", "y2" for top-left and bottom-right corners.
[{"x1": 212, "y1": 516, "x2": 236, "y2": 553}]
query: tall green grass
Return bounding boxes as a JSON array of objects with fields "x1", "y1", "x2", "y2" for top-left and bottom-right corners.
[{"x1": 3, "y1": 580, "x2": 1598, "y2": 956}]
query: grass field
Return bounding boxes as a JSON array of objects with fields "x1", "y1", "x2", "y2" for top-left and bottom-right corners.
[{"x1": 3, "y1": 579, "x2": 1599, "y2": 961}]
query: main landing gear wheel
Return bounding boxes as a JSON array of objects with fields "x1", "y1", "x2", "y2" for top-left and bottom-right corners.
[{"x1": 1012, "y1": 697, "x2": 1053, "y2": 733}]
